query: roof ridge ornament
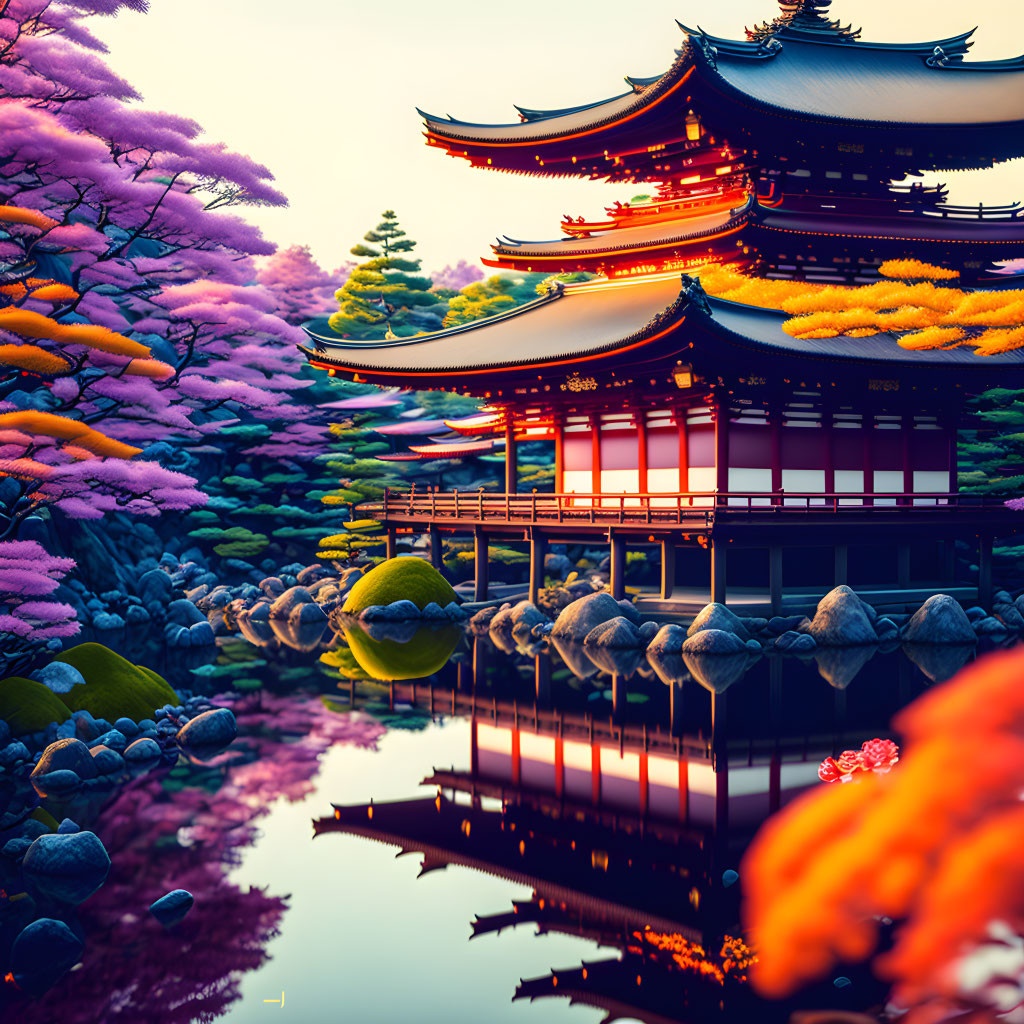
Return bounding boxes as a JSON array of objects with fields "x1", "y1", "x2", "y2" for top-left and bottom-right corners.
[{"x1": 747, "y1": 0, "x2": 862, "y2": 43}]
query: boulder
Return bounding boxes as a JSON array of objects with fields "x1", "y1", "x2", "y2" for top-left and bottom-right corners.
[
  {"x1": 551, "y1": 591, "x2": 624, "y2": 642},
  {"x1": 774, "y1": 631, "x2": 817, "y2": 654},
  {"x1": 975, "y1": 616, "x2": 1012, "y2": 637},
  {"x1": 486, "y1": 602, "x2": 514, "y2": 634},
  {"x1": 30, "y1": 770, "x2": 82, "y2": 797},
  {"x1": 584, "y1": 617, "x2": 645, "y2": 649},
  {"x1": 57, "y1": 819, "x2": 79, "y2": 835},
  {"x1": 124, "y1": 738, "x2": 161, "y2": 763},
  {"x1": 31, "y1": 738, "x2": 98, "y2": 782},
  {"x1": 23, "y1": 831, "x2": 110, "y2": 904},
  {"x1": 150, "y1": 888, "x2": 194, "y2": 928},
  {"x1": 268, "y1": 586, "x2": 314, "y2": 620},
  {"x1": 687, "y1": 603, "x2": 750, "y2": 641},
  {"x1": 176, "y1": 708, "x2": 237, "y2": 751},
  {"x1": 360, "y1": 599, "x2": 421, "y2": 622},
  {"x1": 32, "y1": 662, "x2": 86, "y2": 695},
  {"x1": 138, "y1": 568, "x2": 174, "y2": 606},
  {"x1": 288, "y1": 601, "x2": 327, "y2": 626},
  {"x1": 90, "y1": 746, "x2": 124, "y2": 775},
  {"x1": 91, "y1": 729, "x2": 127, "y2": 752},
  {"x1": 875, "y1": 618, "x2": 900, "y2": 643},
  {"x1": 767, "y1": 615, "x2": 811, "y2": 636},
  {"x1": 637, "y1": 621, "x2": 659, "y2": 642},
  {"x1": 510, "y1": 602, "x2": 548, "y2": 644},
  {"x1": 11, "y1": 918, "x2": 83, "y2": 994},
  {"x1": 806, "y1": 587, "x2": 879, "y2": 647},
  {"x1": 617, "y1": 600, "x2": 642, "y2": 625},
  {"x1": 902, "y1": 595, "x2": 977, "y2": 645},
  {"x1": 682, "y1": 629, "x2": 752, "y2": 655},
  {"x1": 443, "y1": 601, "x2": 467, "y2": 622},
  {"x1": 420, "y1": 602, "x2": 448, "y2": 620},
  {"x1": 646, "y1": 624, "x2": 686, "y2": 658},
  {"x1": 260, "y1": 576, "x2": 286, "y2": 599},
  {"x1": 166, "y1": 598, "x2": 205, "y2": 626},
  {"x1": 993, "y1": 600, "x2": 1024, "y2": 631},
  {"x1": 741, "y1": 617, "x2": 769, "y2": 637}
]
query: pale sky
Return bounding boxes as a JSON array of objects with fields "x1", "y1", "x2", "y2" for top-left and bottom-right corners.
[{"x1": 93, "y1": 1, "x2": 1024, "y2": 276}]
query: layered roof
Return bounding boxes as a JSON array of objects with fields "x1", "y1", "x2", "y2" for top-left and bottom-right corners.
[
  {"x1": 419, "y1": 5, "x2": 1024, "y2": 178},
  {"x1": 302, "y1": 274, "x2": 1024, "y2": 393}
]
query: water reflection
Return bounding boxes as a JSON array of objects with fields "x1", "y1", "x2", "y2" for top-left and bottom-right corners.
[{"x1": 307, "y1": 627, "x2": 954, "y2": 1022}]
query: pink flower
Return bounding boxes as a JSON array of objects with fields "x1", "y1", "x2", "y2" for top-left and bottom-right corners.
[{"x1": 819, "y1": 738, "x2": 900, "y2": 782}]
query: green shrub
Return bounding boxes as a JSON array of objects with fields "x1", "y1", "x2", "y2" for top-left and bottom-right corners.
[
  {"x1": 0, "y1": 676, "x2": 71, "y2": 735},
  {"x1": 342, "y1": 556, "x2": 457, "y2": 614},
  {"x1": 54, "y1": 644, "x2": 179, "y2": 722}
]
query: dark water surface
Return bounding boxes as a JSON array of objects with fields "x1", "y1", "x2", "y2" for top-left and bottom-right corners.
[{"x1": 15, "y1": 631, "x2": 966, "y2": 1023}]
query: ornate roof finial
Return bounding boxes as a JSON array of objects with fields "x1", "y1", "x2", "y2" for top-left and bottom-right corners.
[{"x1": 747, "y1": 0, "x2": 861, "y2": 43}]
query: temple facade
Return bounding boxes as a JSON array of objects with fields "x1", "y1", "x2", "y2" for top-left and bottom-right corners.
[{"x1": 304, "y1": 1, "x2": 1024, "y2": 612}]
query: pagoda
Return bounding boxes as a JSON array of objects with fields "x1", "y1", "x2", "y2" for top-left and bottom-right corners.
[{"x1": 304, "y1": 1, "x2": 1024, "y2": 612}]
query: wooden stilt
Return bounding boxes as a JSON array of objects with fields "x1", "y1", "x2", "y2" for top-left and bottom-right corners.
[
  {"x1": 473, "y1": 526, "x2": 488, "y2": 602},
  {"x1": 711, "y1": 538, "x2": 727, "y2": 605},
  {"x1": 610, "y1": 533, "x2": 626, "y2": 601},
  {"x1": 769, "y1": 545, "x2": 783, "y2": 615},
  {"x1": 529, "y1": 530, "x2": 546, "y2": 604}
]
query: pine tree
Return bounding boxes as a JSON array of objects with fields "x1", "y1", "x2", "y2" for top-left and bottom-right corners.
[{"x1": 329, "y1": 211, "x2": 445, "y2": 339}]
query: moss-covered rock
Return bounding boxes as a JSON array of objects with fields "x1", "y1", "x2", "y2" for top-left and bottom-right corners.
[
  {"x1": 52, "y1": 644, "x2": 178, "y2": 723},
  {"x1": 341, "y1": 623, "x2": 461, "y2": 681},
  {"x1": 341, "y1": 557, "x2": 457, "y2": 616},
  {"x1": 0, "y1": 676, "x2": 71, "y2": 736}
]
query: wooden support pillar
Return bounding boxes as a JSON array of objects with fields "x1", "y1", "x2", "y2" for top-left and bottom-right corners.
[
  {"x1": 473, "y1": 527, "x2": 488, "y2": 602},
  {"x1": 386, "y1": 527, "x2": 397, "y2": 560},
  {"x1": 711, "y1": 538, "x2": 727, "y2": 605},
  {"x1": 943, "y1": 540, "x2": 957, "y2": 585},
  {"x1": 901, "y1": 413, "x2": 914, "y2": 506},
  {"x1": 669, "y1": 682, "x2": 683, "y2": 735},
  {"x1": 529, "y1": 530, "x2": 546, "y2": 604},
  {"x1": 611, "y1": 673, "x2": 626, "y2": 719},
  {"x1": 511, "y1": 728, "x2": 521, "y2": 786},
  {"x1": 862, "y1": 414, "x2": 874, "y2": 506},
  {"x1": 591, "y1": 744, "x2": 601, "y2": 805},
  {"x1": 505, "y1": 417, "x2": 517, "y2": 494},
  {"x1": 534, "y1": 652, "x2": 551, "y2": 704},
  {"x1": 769, "y1": 404, "x2": 783, "y2": 500},
  {"x1": 897, "y1": 543, "x2": 911, "y2": 590},
  {"x1": 769, "y1": 545, "x2": 783, "y2": 615},
  {"x1": 834, "y1": 544, "x2": 849, "y2": 587},
  {"x1": 472, "y1": 636, "x2": 485, "y2": 686},
  {"x1": 636, "y1": 408, "x2": 649, "y2": 495},
  {"x1": 676, "y1": 405, "x2": 689, "y2": 497},
  {"x1": 590, "y1": 413, "x2": 602, "y2": 495},
  {"x1": 979, "y1": 532, "x2": 994, "y2": 609},
  {"x1": 660, "y1": 540, "x2": 676, "y2": 600},
  {"x1": 823, "y1": 407, "x2": 835, "y2": 498},
  {"x1": 428, "y1": 524, "x2": 442, "y2": 570},
  {"x1": 610, "y1": 532, "x2": 626, "y2": 601},
  {"x1": 948, "y1": 413, "x2": 960, "y2": 497},
  {"x1": 714, "y1": 398, "x2": 729, "y2": 497},
  {"x1": 553, "y1": 411, "x2": 564, "y2": 493}
]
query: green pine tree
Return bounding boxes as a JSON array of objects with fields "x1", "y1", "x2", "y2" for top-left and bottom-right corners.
[
  {"x1": 329, "y1": 210, "x2": 444, "y2": 339},
  {"x1": 959, "y1": 387, "x2": 1024, "y2": 495}
]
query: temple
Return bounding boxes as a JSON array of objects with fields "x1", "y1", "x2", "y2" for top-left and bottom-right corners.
[{"x1": 304, "y1": 1, "x2": 1024, "y2": 612}]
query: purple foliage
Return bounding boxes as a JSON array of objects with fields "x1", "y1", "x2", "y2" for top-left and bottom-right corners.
[{"x1": 431, "y1": 259, "x2": 484, "y2": 292}]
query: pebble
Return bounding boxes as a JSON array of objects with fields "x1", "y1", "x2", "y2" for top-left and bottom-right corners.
[
  {"x1": 124, "y1": 738, "x2": 161, "y2": 763},
  {"x1": 149, "y1": 889, "x2": 194, "y2": 927}
]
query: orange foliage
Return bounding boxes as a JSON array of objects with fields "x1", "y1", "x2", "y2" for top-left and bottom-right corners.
[
  {"x1": 742, "y1": 648, "x2": 1024, "y2": 1019},
  {"x1": 897, "y1": 326, "x2": 967, "y2": 350},
  {"x1": 28, "y1": 282, "x2": 78, "y2": 303},
  {"x1": 879, "y1": 259, "x2": 960, "y2": 280},
  {"x1": 123, "y1": 358, "x2": 174, "y2": 380},
  {"x1": 0, "y1": 411, "x2": 141, "y2": 459},
  {"x1": 970, "y1": 326, "x2": 1024, "y2": 356},
  {"x1": 0, "y1": 205, "x2": 59, "y2": 231},
  {"x1": 0, "y1": 343, "x2": 68, "y2": 374},
  {"x1": 0, "y1": 308, "x2": 150, "y2": 358}
]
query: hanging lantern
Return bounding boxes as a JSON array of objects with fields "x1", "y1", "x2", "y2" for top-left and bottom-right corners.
[
  {"x1": 673, "y1": 362, "x2": 695, "y2": 389},
  {"x1": 685, "y1": 112, "x2": 701, "y2": 142}
]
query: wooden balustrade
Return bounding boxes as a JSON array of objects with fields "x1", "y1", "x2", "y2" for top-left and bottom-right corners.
[{"x1": 371, "y1": 488, "x2": 1005, "y2": 526}]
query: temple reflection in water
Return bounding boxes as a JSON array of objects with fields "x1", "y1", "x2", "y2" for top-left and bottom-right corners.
[{"x1": 313, "y1": 633, "x2": 931, "y2": 1022}]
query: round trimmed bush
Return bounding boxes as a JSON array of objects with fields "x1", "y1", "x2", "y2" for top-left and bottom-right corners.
[
  {"x1": 0, "y1": 676, "x2": 71, "y2": 736},
  {"x1": 53, "y1": 644, "x2": 179, "y2": 722},
  {"x1": 341, "y1": 557, "x2": 457, "y2": 616}
]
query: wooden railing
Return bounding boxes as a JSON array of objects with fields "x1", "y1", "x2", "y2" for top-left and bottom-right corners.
[{"x1": 362, "y1": 489, "x2": 1009, "y2": 527}]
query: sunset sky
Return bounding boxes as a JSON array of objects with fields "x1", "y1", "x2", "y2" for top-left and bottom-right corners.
[{"x1": 94, "y1": 1, "x2": 1024, "y2": 275}]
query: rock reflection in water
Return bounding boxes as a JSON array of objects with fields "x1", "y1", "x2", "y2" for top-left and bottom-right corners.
[{"x1": 334, "y1": 620, "x2": 462, "y2": 681}]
